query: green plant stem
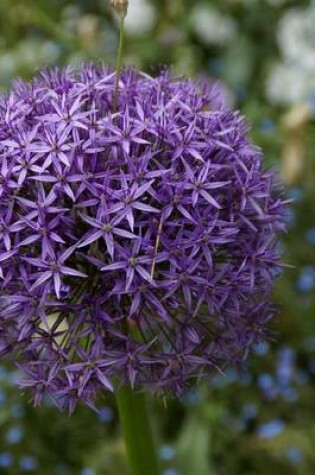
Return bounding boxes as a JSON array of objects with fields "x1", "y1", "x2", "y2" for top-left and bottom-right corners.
[
  {"x1": 116, "y1": 386, "x2": 160, "y2": 475},
  {"x1": 113, "y1": 14, "x2": 125, "y2": 112},
  {"x1": 114, "y1": 10, "x2": 159, "y2": 474}
]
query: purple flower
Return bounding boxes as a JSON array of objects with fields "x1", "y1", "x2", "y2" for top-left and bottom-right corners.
[{"x1": 0, "y1": 65, "x2": 286, "y2": 411}]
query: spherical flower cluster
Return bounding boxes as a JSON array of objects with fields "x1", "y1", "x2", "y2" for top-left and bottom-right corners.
[{"x1": 0, "y1": 64, "x2": 285, "y2": 411}]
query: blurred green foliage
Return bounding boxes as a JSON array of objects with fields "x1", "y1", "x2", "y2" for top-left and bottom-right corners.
[{"x1": 1, "y1": 1, "x2": 315, "y2": 474}]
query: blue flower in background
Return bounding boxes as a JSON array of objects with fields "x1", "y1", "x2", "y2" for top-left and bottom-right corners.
[
  {"x1": 259, "y1": 118, "x2": 275, "y2": 133},
  {"x1": 286, "y1": 187, "x2": 304, "y2": 203},
  {"x1": 296, "y1": 266, "x2": 315, "y2": 293},
  {"x1": 98, "y1": 407, "x2": 114, "y2": 423},
  {"x1": 277, "y1": 347, "x2": 295, "y2": 386},
  {"x1": 242, "y1": 403, "x2": 258, "y2": 420},
  {"x1": 20, "y1": 456, "x2": 38, "y2": 471},
  {"x1": 210, "y1": 374, "x2": 227, "y2": 388},
  {"x1": 159, "y1": 445, "x2": 176, "y2": 461},
  {"x1": 80, "y1": 469, "x2": 95, "y2": 475},
  {"x1": 283, "y1": 208, "x2": 296, "y2": 227},
  {"x1": 6, "y1": 426, "x2": 24, "y2": 445},
  {"x1": 181, "y1": 389, "x2": 203, "y2": 406},
  {"x1": 281, "y1": 387, "x2": 298, "y2": 403},
  {"x1": 0, "y1": 390, "x2": 6, "y2": 405},
  {"x1": 226, "y1": 369, "x2": 238, "y2": 383},
  {"x1": 285, "y1": 446, "x2": 303, "y2": 464},
  {"x1": 258, "y1": 373, "x2": 274, "y2": 391},
  {"x1": 253, "y1": 341, "x2": 270, "y2": 356},
  {"x1": 0, "y1": 452, "x2": 13, "y2": 468},
  {"x1": 305, "y1": 228, "x2": 315, "y2": 245},
  {"x1": 233, "y1": 85, "x2": 247, "y2": 102},
  {"x1": 257, "y1": 419, "x2": 285, "y2": 439},
  {"x1": 258, "y1": 374, "x2": 279, "y2": 400},
  {"x1": 0, "y1": 365, "x2": 7, "y2": 381}
]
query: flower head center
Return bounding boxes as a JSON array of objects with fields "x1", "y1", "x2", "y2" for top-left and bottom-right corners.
[
  {"x1": 50, "y1": 264, "x2": 60, "y2": 271},
  {"x1": 102, "y1": 223, "x2": 112, "y2": 232},
  {"x1": 124, "y1": 196, "x2": 133, "y2": 205},
  {"x1": 136, "y1": 171, "x2": 144, "y2": 181},
  {"x1": 128, "y1": 257, "x2": 137, "y2": 266}
]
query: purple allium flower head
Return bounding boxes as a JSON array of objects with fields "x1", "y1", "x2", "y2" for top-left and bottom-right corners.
[{"x1": 0, "y1": 65, "x2": 286, "y2": 411}]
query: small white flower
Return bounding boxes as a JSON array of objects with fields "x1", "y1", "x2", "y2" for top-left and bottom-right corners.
[
  {"x1": 278, "y1": 5, "x2": 315, "y2": 69},
  {"x1": 124, "y1": 0, "x2": 156, "y2": 35},
  {"x1": 266, "y1": 63, "x2": 315, "y2": 105},
  {"x1": 266, "y1": 1, "x2": 315, "y2": 105},
  {"x1": 190, "y1": 5, "x2": 237, "y2": 46}
]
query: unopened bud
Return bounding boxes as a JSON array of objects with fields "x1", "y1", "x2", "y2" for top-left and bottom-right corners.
[{"x1": 111, "y1": 0, "x2": 129, "y2": 18}]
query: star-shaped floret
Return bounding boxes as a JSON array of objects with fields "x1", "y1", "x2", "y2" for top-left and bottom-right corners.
[{"x1": 24, "y1": 246, "x2": 87, "y2": 299}]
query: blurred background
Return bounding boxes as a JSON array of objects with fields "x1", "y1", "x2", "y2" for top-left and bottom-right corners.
[{"x1": 0, "y1": 0, "x2": 315, "y2": 474}]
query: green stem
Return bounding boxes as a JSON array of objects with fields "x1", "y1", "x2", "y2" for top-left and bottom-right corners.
[
  {"x1": 113, "y1": 14, "x2": 125, "y2": 112},
  {"x1": 116, "y1": 386, "x2": 160, "y2": 475}
]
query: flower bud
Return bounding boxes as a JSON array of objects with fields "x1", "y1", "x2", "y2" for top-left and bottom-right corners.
[{"x1": 111, "y1": 0, "x2": 129, "y2": 18}]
